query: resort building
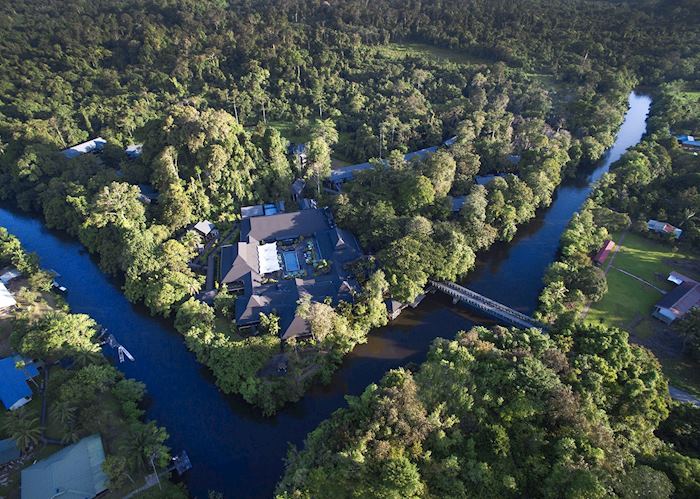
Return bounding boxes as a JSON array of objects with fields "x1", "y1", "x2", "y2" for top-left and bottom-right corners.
[
  {"x1": 0, "y1": 356, "x2": 39, "y2": 411},
  {"x1": 61, "y1": 137, "x2": 107, "y2": 159},
  {"x1": 647, "y1": 219, "x2": 682, "y2": 239},
  {"x1": 219, "y1": 207, "x2": 363, "y2": 339},
  {"x1": 21, "y1": 434, "x2": 108, "y2": 499},
  {"x1": 653, "y1": 272, "x2": 700, "y2": 324}
]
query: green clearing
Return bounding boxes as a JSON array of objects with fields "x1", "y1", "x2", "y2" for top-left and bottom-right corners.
[
  {"x1": 586, "y1": 232, "x2": 700, "y2": 395},
  {"x1": 375, "y1": 42, "x2": 492, "y2": 66},
  {"x1": 268, "y1": 120, "x2": 309, "y2": 144}
]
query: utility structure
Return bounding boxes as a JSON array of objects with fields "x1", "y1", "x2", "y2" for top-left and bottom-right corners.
[{"x1": 430, "y1": 280, "x2": 545, "y2": 330}]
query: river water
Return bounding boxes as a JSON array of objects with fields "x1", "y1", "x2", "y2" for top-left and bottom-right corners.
[{"x1": 0, "y1": 92, "x2": 650, "y2": 498}]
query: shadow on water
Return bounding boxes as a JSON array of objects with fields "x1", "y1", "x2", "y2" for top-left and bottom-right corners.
[{"x1": 0, "y1": 92, "x2": 650, "y2": 498}]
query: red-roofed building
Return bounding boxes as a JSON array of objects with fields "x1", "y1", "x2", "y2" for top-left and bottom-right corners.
[{"x1": 593, "y1": 240, "x2": 616, "y2": 266}]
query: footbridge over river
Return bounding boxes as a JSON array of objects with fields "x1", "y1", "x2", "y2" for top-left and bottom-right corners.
[{"x1": 430, "y1": 280, "x2": 546, "y2": 330}]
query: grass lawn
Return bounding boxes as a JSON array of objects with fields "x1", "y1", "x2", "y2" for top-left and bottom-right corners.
[
  {"x1": 586, "y1": 231, "x2": 700, "y2": 394},
  {"x1": 267, "y1": 120, "x2": 308, "y2": 144},
  {"x1": 375, "y1": 42, "x2": 492, "y2": 66}
]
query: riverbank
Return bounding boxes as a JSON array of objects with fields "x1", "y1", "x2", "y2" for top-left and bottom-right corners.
[
  {"x1": 0, "y1": 228, "x2": 176, "y2": 497},
  {"x1": 0, "y1": 90, "x2": 652, "y2": 498},
  {"x1": 536, "y1": 87, "x2": 700, "y2": 400}
]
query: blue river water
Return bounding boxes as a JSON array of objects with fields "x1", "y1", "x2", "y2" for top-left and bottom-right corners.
[{"x1": 0, "y1": 92, "x2": 651, "y2": 498}]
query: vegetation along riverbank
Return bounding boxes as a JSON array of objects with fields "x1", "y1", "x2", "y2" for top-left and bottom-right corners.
[{"x1": 0, "y1": 228, "x2": 186, "y2": 497}]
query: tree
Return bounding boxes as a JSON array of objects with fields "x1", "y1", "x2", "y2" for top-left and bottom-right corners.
[
  {"x1": 305, "y1": 136, "x2": 331, "y2": 196},
  {"x1": 397, "y1": 175, "x2": 435, "y2": 215},
  {"x1": 241, "y1": 61, "x2": 270, "y2": 123},
  {"x1": 674, "y1": 308, "x2": 700, "y2": 360},
  {"x1": 14, "y1": 311, "x2": 101, "y2": 363},
  {"x1": 253, "y1": 126, "x2": 293, "y2": 201},
  {"x1": 421, "y1": 150, "x2": 456, "y2": 198},
  {"x1": 379, "y1": 237, "x2": 429, "y2": 303},
  {"x1": 103, "y1": 455, "x2": 132, "y2": 491},
  {"x1": 119, "y1": 422, "x2": 170, "y2": 472},
  {"x1": 2, "y1": 407, "x2": 42, "y2": 453}
]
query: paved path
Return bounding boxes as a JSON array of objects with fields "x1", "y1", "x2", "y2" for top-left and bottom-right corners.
[
  {"x1": 611, "y1": 266, "x2": 667, "y2": 294},
  {"x1": 669, "y1": 386, "x2": 700, "y2": 406}
]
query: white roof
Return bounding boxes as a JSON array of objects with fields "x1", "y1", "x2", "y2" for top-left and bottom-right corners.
[
  {"x1": 62, "y1": 137, "x2": 107, "y2": 159},
  {"x1": 0, "y1": 282, "x2": 16, "y2": 310},
  {"x1": 125, "y1": 144, "x2": 143, "y2": 157},
  {"x1": 258, "y1": 243, "x2": 281, "y2": 274},
  {"x1": 668, "y1": 271, "x2": 699, "y2": 286},
  {"x1": 0, "y1": 269, "x2": 21, "y2": 284},
  {"x1": 241, "y1": 205, "x2": 265, "y2": 219},
  {"x1": 194, "y1": 220, "x2": 215, "y2": 235}
]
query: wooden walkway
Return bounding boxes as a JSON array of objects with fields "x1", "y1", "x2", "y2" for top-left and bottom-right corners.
[{"x1": 430, "y1": 280, "x2": 544, "y2": 330}]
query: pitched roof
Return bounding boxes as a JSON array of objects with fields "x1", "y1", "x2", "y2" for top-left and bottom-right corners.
[
  {"x1": 62, "y1": 138, "x2": 107, "y2": 159},
  {"x1": 0, "y1": 438, "x2": 19, "y2": 465},
  {"x1": 220, "y1": 242, "x2": 260, "y2": 285},
  {"x1": 0, "y1": 282, "x2": 16, "y2": 310},
  {"x1": 656, "y1": 282, "x2": 700, "y2": 319},
  {"x1": 648, "y1": 219, "x2": 681, "y2": 234},
  {"x1": 193, "y1": 220, "x2": 215, "y2": 236},
  {"x1": 241, "y1": 204, "x2": 265, "y2": 219},
  {"x1": 668, "y1": 272, "x2": 698, "y2": 286},
  {"x1": 594, "y1": 240, "x2": 615, "y2": 264},
  {"x1": 0, "y1": 357, "x2": 33, "y2": 410},
  {"x1": 240, "y1": 209, "x2": 330, "y2": 243},
  {"x1": 125, "y1": 144, "x2": 143, "y2": 158},
  {"x1": 21, "y1": 434, "x2": 107, "y2": 499},
  {"x1": 451, "y1": 195, "x2": 467, "y2": 212}
]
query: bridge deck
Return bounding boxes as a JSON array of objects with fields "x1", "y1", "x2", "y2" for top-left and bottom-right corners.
[{"x1": 430, "y1": 280, "x2": 543, "y2": 330}]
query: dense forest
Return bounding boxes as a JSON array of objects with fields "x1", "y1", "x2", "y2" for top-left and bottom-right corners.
[
  {"x1": 0, "y1": 0, "x2": 697, "y2": 418},
  {"x1": 277, "y1": 323, "x2": 697, "y2": 498},
  {"x1": 0, "y1": 0, "x2": 699, "y2": 496}
]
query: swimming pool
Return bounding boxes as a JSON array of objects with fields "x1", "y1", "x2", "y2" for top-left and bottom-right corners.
[{"x1": 283, "y1": 251, "x2": 300, "y2": 272}]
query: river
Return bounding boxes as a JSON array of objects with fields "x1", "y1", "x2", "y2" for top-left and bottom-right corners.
[{"x1": 0, "y1": 92, "x2": 651, "y2": 498}]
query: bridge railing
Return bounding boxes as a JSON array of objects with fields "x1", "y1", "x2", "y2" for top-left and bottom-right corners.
[{"x1": 430, "y1": 280, "x2": 544, "y2": 330}]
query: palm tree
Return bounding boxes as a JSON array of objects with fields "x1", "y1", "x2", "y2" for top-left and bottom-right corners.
[
  {"x1": 2, "y1": 407, "x2": 42, "y2": 453},
  {"x1": 119, "y1": 422, "x2": 169, "y2": 472},
  {"x1": 72, "y1": 346, "x2": 101, "y2": 368},
  {"x1": 50, "y1": 400, "x2": 76, "y2": 427}
]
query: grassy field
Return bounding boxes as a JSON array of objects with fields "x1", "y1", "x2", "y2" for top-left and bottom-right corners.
[
  {"x1": 375, "y1": 42, "x2": 493, "y2": 66},
  {"x1": 267, "y1": 120, "x2": 309, "y2": 144},
  {"x1": 586, "y1": 231, "x2": 700, "y2": 395}
]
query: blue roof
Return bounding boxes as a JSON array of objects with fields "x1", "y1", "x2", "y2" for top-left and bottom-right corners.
[
  {"x1": 0, "y1": 438, "x2": 20, "y2": 465},
  {"x1": 21, "y1": 434, "x2": 107, "y2": 499},
  {"x1": 0, "y1": 357, "x2": 34, "y2": 410}
]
